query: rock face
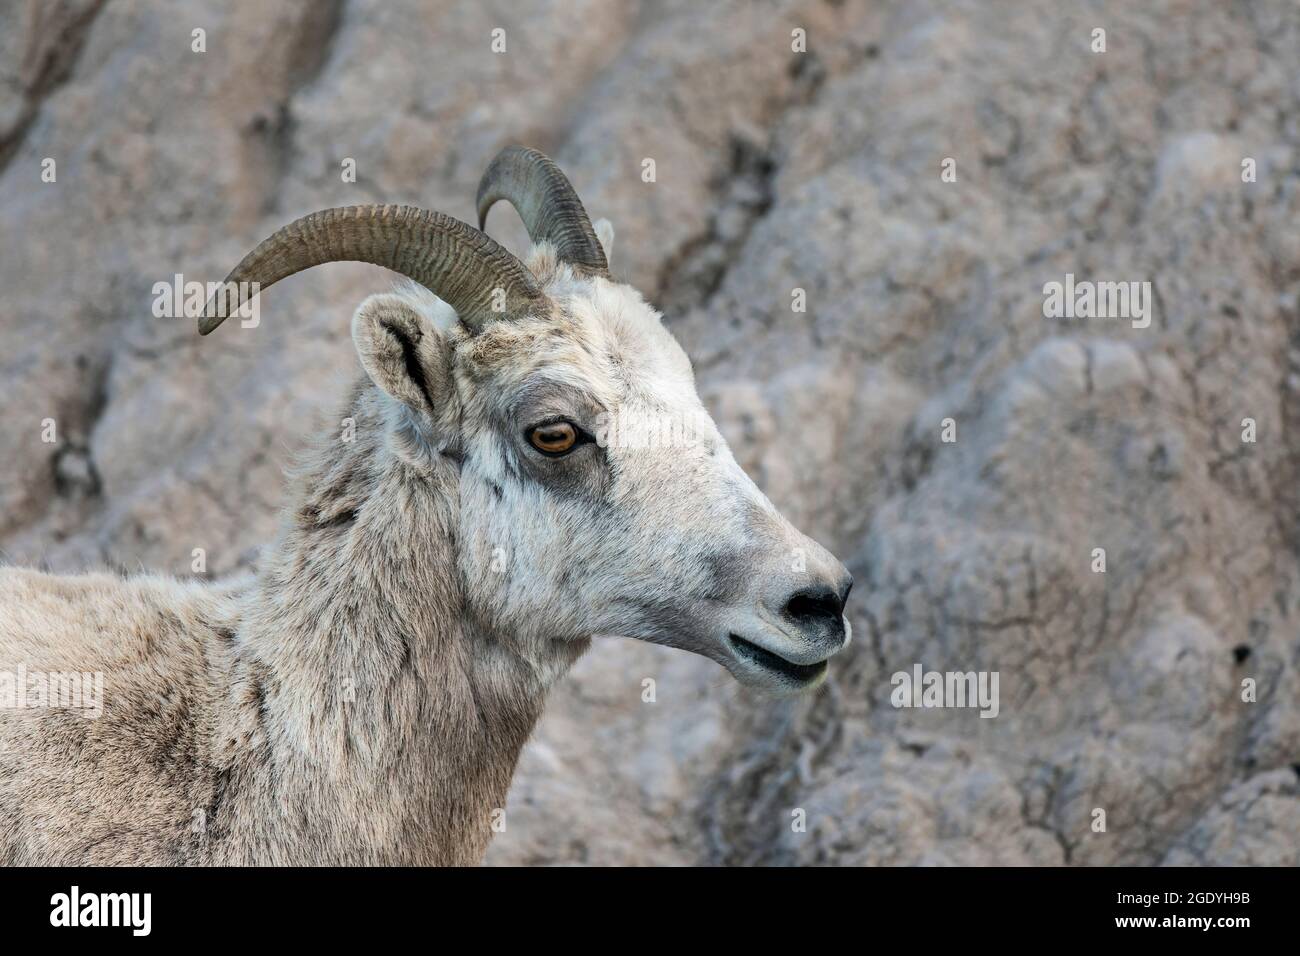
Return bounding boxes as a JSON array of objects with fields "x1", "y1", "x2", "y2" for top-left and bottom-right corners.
[{"x1": 2, "y1": 0, "x2": 1297, "y2": 865}]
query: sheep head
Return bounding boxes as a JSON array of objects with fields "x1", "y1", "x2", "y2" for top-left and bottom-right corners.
[{"x1": 202, "y1": 147, "x2": 852, "y2": 694}]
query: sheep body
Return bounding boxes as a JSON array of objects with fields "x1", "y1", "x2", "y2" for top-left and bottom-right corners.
[
  {"x1": 0, "y1": 370, "x2": 581, "y2": 865},
  {"x1": 0, "y1": 568, "x2": 244, "y2": 864}
]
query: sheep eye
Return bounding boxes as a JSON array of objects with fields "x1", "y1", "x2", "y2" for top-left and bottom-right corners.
[{"x1": 527, "y1": 421, "x2": 579, "y2": 456}]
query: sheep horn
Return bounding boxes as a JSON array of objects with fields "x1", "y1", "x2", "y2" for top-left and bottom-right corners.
[
  {"x1": 476, "y1": 146, "x2": 609, "y2": 277},
  {"x1": 199, "y1": 204, "x2": 545, "y2": 335}
]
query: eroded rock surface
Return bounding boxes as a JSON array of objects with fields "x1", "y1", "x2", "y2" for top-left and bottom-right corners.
[{"x1": 1, "y1": 0, "x2": 1296, "y2": 865}]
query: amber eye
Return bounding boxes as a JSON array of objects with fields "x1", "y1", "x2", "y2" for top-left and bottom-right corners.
[{"x1": 527, "y1": 421, "x2": 579, "y2": 456}]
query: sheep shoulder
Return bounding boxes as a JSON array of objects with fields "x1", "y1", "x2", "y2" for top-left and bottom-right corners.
[{"x1": 0, "y1": 567, "x2": 246, "y2": 864}]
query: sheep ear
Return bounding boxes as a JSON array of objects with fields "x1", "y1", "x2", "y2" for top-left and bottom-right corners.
[
  {"x1": 593, "y1": 218, "x2": 615, "y2": 265},
  {"x1": 351, "y1": 293, "x2": 452, "y2": 420}
]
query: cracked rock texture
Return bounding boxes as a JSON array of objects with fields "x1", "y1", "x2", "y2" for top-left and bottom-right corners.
[{"x1": 2, "y1": 0, "x2": 1298, "y2": 865}]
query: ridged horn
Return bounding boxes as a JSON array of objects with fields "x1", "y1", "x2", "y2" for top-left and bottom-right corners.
[
  {"x1": 476, "y1": 146, "x2": 608, "y2": 277},
  {"x1": 199, "y1": 204, "x2": 545, "y2": 335}
]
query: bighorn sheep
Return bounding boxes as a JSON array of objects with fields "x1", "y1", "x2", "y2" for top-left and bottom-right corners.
[{"x1": 0, "y1": 147, "x2": 852, "y2": 865}]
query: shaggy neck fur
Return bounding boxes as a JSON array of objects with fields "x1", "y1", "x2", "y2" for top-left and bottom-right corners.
[{"x1": 209, "y1": 380, "x2": 583, "y2": 865}]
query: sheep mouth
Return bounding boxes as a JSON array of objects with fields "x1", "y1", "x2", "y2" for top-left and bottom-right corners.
[{"x1": 727, "y1": 634, "x2": 828, "y2": 684}]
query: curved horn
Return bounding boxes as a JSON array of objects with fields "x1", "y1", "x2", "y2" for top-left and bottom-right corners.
[
  {"x1": 199, "y1": 204, "x2": 544, "y2": 335},
  {"x1": 476, "y1": 146, "x2": 608, "y2": 277}
]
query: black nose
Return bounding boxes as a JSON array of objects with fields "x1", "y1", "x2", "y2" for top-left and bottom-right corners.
[{"x1": 783, "y1": 578, "x2": 850, "y2": 628}]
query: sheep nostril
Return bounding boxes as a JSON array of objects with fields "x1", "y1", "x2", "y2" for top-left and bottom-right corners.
[{"x1": 783, "y1": 586, "x2": 845, "y2": 626}]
